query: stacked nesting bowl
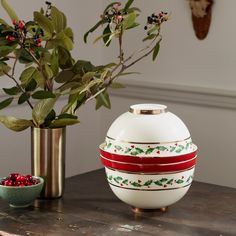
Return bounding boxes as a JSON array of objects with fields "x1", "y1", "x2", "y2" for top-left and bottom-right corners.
[{"x1": 99, "y1": 104, "x2": 198, "y2": 210}]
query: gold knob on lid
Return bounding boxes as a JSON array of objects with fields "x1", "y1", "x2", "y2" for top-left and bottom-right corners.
[{"x1": 129, "y1": 104, "x2": 167, "y2": 115}]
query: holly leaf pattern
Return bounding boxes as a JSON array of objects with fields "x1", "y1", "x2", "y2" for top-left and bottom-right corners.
[
  {"x1": 130, "y1": 182, "x2": 142, "y2": 188},
  {"x1": 166, "y1": 179, "x2": 174, "y2": 184},
  {"x1": 144, "y1": 180, "x2": 153, "y2": 186},
  {"x1": 145, "y1": 148, "x2": 155, "y2": 155},
  {"x1": 154, "y1": 180, "x2": 163, "y2": 186},
  {"x1": 114, "y1": 176, "x2": 123, "y2": 184},
  {"x1": 125, "y1": 148, "x2": 132, "y2": 154},
  {"x1": 115, "y1": 145, "x2": 123, "y2": 151},
  {"x1": 175, "y1": 179, "x2": 184, "y2": 184},
  {"x1": 160, "y1": 178, "x2": 168, "y2": 182},
  {"x1": 157, "y1": 146, "x2": 168, "y2": 151}
]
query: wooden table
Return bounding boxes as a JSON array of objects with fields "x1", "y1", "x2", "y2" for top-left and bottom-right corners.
[{"x1": 0, "y1": 169, "x2": 235, "y2": 236}]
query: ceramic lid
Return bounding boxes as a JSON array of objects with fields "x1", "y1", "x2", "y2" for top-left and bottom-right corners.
[{"x1": 106, "y1": 104, "x2": 190, "y2": 143}]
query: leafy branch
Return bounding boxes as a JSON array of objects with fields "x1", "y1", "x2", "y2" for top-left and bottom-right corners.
[{"x1": 0, "y1": 0, "x2": 169, "y2": 132}]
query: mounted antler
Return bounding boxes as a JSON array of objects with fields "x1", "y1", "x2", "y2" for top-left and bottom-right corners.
[{"x1": 189, "y1": 0, "x2": 214, "y2": 40}]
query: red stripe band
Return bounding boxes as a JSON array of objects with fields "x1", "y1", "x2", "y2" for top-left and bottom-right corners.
[
  {"x1": 100, "y1": 149, "x2": 197, "y2": 165},
  {"x1": 101, "y1": 157, "x2": 197, "y2": 173}
]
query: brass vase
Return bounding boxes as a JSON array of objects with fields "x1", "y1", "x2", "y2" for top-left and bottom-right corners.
[{"x1": 31, "y1": 127, "x2": 66, "y2": 199}]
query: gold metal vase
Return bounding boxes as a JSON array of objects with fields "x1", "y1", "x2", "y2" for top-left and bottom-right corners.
[{"x1": 31, "y1": 127, "x2": 66, "y2": 199}]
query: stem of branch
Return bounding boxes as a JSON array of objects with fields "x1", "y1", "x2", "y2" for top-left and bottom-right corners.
[{"x1": 3, "y1": 72, "x2": 34, "y2": 110}]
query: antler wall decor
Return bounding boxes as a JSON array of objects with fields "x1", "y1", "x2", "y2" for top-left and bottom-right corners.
[{"x1": 189, "y1": 0, "x2": 214, "y2": 40}]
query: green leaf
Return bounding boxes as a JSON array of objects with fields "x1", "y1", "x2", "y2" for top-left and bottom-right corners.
[
  {"x1": 19, "y1": 67, "x2": 36, "y2": 85},
  {"x1": 0, "y1": 116, "x2": 32, "y2": 132},
  {"x1": 49, "y1": 118, "x2": 79, "y2": 128},
  {"x1": 0, "y1": 61, "x2": 10, "y2": 75},
  {"x1": 110, "y1": 82, "x2": 126, "y2": 89},
  {"x1": 32, "y1": 91, "x2": 56, "y2": 99},
  {"x1": 145, "y1": 148, "x2": 155, "y2": 155},
  {"x1": 57, "y1": 46, "x2": 74, "y2": 69},
  {"x1": 175, "y1": 179, "x2": 184, "y2": 184},
  {"x1": 135, "y1": 147, "x2": 144, "y2": 154},
  {"x1": 147, "y1": 25, "x2": 158, "y2": 35},
  {"x1": 144, "y1": 180, "x2": 153, "y2": 186},
  {"x1": 152, "y1": 42, "x2": 160, "y2": 61},
  {"x1": 154, "y1": 181, "x2": 163, "y2": 186},
  {"x1": 157, "y1": 146, "x2": 167, "y2": 151},
  {"x1": 0, "y1": 0, "x2": 19, "y2": 22},
  {"x1": 0, "y1": 45, "x2": 14, "y2": 57},
  {"x1": 48, "y1": 30, "x2": 73, "y2": 51},
  {"x1": 43, "y1": 109, "x2": 56, "y2": 127},
  {"x1": 130, "y1": 150, "x2": 139, "y2": 156},
  {"x1": 64, "y1": 27, "x2": 73, "y2": 41},
  {"x1": 114, "y1": 145, "x2": 122, "y2": 151},
  {"x1": 0, "y1": 18, "x2": 8, "y2": 25},
  {"x1": 18, "y1": 92, "x2": 30, "y2": 105},
  {"x1": 50, "y1": 49, "x2": 59, "y2": 76},
  {"x1": 103, "y1": 24, "x2": 112, "y2": 46},
  {"x1": 44, "y1": 64, "x2": 54, "y2": 79},
  {"x1": 0, "y1": 97, "x2": 13, "y2": 110},
  {"x1": 33, "y1": 11, "x2": 54, "y2": 38},
  {"x1": 130, "y1": 182, "x2": 142, "y2": 188},
  {"x1": 160, "y1": 178, "x2": 168, "y2": 182},
  {"x1": 166, "y1": 179, "x2": 174, "y2": 184},
  {"x1": 72, "y1": 60, "x2": 95, "y2": 75},
  {"x1": 124, "y1": 148, "x2": 131, "y2": 153},
  {"x1": 95, "y1": 90, "x2": 111, "y2": 110},
  {"x1": 3, "y1": 86, "x2": 20, "y2": 95},
  {"x1": 82, "y1": 71, "x2": 95, "y2": 83},
  {"x1": 122, "y1": 12, "x2": 136, "y2": 30},
  {"x1": 51, "y1": 6, "x2": 67, "y2": 33},
  {"x1": 84, "y1": 19, "x2": 106, "y2": 43},
  {"x1": 57, "y1": 113, "x2": 77, "y2": 119},
  {"x1": 58, "y1": 81, "x2": 80, "y2": 93},
  {"x1": 55, "y1": 70, "x2": 75, "y2": 83},
  {"x1": 125, "y1": 22, "x2": 140, "y2": 30},
  {"x1": 15, "y1": 48, "x2": 34, "y2": 64},
  {"x1": 80, "y1": 79, "x2": 103, "y2": 94},
  {"x1": 25, "y1": 78, "x2": 37, "y2": 92},
  {"x1": 32, "y1": 70, "x2": 44, "y2": 88},
  {"x1": 32, "y1": 97, "x2": 57, "y2": 126},
  {"x1": 143, "y1": 34, "x2": 156, "y2": 42},
  {"x1": 124, "y1": 0, "x2": 135, "y2": 11}
]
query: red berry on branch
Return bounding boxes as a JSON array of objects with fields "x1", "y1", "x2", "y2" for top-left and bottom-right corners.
[
  {"x1": 6, "y1": 35, "x2": 16, "y2": 42},
  {"x1": 18, "y1": 20, "x2": 25, "y2": 30},
  {"x1": 12, "y1": 19, "x2": 17, "y2": 25}
]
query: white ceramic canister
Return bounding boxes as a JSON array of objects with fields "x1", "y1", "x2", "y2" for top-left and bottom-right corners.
[{"x1": 99, "y1": 104, "x2": 198, "y2": 210}]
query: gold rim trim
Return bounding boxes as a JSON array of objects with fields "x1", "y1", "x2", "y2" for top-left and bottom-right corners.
[
  {"x1": 105, "y1": 166, "x2": 195, "y2": 175},
  {"x1": 129, "y1": 107, "x2": 167, "y2": 115},
  {"x1": 108, "y1": 182, "x2": 192, "y2": 191},
  {"x1": 105, "y1": 136, "x2": 192, "y2": 145},
  {"x1": 101, "y1": 155, "x2": 197, "y2": 166}
]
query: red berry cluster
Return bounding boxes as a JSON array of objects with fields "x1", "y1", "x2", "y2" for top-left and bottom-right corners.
[
  {"x1": 5, "y1": 19, "x2": 44, "y2": 48},
  {"x1": 6, "y1": 20, "x2": 26, "y2": 42},
  {"x1": 103, "y1": 2, "x2": 128, "y2": 25},
  {"x1": 0, "y1": 173, "x2": 39, "y2": 187}
]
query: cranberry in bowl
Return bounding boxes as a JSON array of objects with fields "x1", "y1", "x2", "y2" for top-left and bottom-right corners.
[{"x1": 0, "y1": 173, "x2": 44, "y2": 208}]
